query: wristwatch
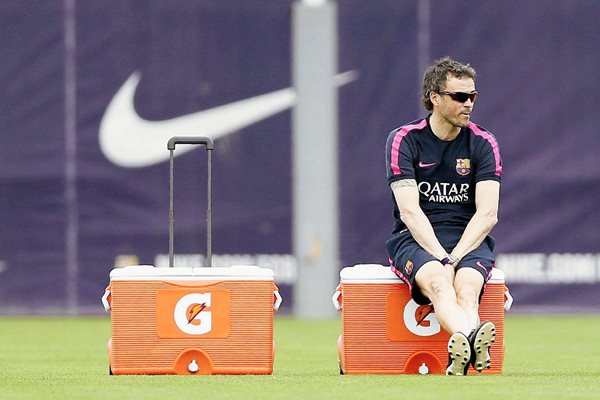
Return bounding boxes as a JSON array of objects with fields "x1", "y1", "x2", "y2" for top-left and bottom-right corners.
[{"x1": 440, "y1": 254, "x2": 459, "y2": 266}]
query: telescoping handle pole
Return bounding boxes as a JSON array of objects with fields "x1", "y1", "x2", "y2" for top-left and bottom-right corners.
[{"x1": 167, "y1": 136, "x2": 214, "y2": 268}]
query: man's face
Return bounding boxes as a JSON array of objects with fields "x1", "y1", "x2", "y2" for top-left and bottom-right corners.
[{"x1": 433, "y1": 75, "x2": 476, "y2": 128}]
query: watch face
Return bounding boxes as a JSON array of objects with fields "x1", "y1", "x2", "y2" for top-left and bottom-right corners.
[{"x1": 442, "y1": 255, "x2": 457, "y2": 265}]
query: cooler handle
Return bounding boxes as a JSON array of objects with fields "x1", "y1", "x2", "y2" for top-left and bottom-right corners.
[
  {"x1": 332, "y1": 284, "x2": 342, "y2": 311},
  {"x1": 504, "y1": 286, "x2": 513, "y2": 311},
  {"x1": 102, "y1": 286, "x2": 112, "y2": 312},
  {"x1": 168, "y1": 136, "x2": 214, "y2": 150},
  {"x1": 168, "y1": 136, "x2": 213, "y2": 268},
  {"x1": 274, "y1": 290, "x2": 282, "y2": 311}
]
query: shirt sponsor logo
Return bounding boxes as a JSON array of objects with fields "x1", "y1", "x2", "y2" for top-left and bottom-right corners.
[{"x1": 418, "y1": 181, "x2": 469, "y2": 203}]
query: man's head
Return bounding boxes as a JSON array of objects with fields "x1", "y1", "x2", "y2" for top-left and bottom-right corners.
[{"x1": 421, "y1": 56, "x2": 477, "y2": 112}]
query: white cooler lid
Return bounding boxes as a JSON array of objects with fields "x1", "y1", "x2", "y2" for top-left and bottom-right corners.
[
  {"x1": 109, "y1": 265, "x2": 275, "y2": 281},
  {"x1": 340, "y1": 263, "x2": 504, "y2": 283}
]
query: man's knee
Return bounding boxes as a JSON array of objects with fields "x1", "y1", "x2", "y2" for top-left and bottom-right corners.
[
  {"x1": 454, "y1": 268, "x2": 484, "y2": 308},
  {"x1": 417, "y1": 264, "x2": 455, "y2": 301},
  {"x1": 455, "y1": 286, "x2": 480, "y2": 309}
]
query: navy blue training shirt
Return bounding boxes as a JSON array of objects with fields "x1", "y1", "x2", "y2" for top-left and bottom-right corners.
[{"x1": 385, "y1": 116, "x2": 502, "y2": 234}]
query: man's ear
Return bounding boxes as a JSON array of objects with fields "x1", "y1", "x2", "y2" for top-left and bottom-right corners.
[{"x1": 430, "y1": 92, "x2": 439, "y2": 107}]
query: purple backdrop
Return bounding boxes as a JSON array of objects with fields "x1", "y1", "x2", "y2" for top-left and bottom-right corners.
[{"x1": 1, "y1": 0, "x2": 599, "y2": 313}]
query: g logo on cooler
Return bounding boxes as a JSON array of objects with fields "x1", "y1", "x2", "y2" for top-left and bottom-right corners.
[
  {"x1": 174, "y1": 293, "x2": 212, "y2": 335},
  {"x1": 403, "y1": 300, "x2": 441, "y2": 336},
  {"x1": 156, "y1": 289, "x2": 230, "y2": 339},
  {"x1": 387, "y1": 291, "x2": 447, "y2": 341}
]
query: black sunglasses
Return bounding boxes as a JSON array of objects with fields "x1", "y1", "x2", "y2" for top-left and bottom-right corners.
[{"x1": 439, "y1": 91, "x2": 478, "y2": 103}]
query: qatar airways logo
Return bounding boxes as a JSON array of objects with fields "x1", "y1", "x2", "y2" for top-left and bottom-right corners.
[{"x1": 418, "y1": 182, "x2": 469, "y2": 203}]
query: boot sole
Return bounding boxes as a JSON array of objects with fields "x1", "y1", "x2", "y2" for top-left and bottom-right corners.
[
  {"x1": 472, "y1": 321, "x2": 496, "y2": 372},
  {"x1": 446, "y1": 332, "x2": 471, "y2": 376}
]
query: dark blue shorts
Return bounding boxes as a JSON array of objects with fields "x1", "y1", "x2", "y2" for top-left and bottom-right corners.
[{"x1": 385, "y1": 225, "x2": 496, "y2": 305}]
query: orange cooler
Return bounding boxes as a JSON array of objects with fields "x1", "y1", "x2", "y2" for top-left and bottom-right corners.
[
  {"x1": 333, "y1": 264, "x2": 511, "y2": 375},
  {"x1": 102, "y1": 265, "x2": 281, "y2": 375}
]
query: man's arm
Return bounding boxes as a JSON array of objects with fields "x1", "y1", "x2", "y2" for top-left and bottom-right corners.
[
  {"x1": 391, "y1": 179, "x2": 447, "y2": 260},
  {"x1": 451, "y1": 180, "x2": 500, "y2": 261}
]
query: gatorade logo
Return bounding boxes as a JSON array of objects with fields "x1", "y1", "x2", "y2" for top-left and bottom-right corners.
[
  {"x1": 174, "y1": 293, "x2": 212, "y2": 335},
  {"x1": 156, "y1": 289, "x2": 230, "y2": 338},
  {"x1": 386, "y1": 291, "x2": 447, "y2": 342},
  {"x1": 402, "y1": 300, "x2": 441, "y2": 336}
]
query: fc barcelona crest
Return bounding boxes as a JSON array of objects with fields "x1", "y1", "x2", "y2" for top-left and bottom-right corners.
[
  {"x1": 456, "y1": 159, "x2": 471, "y2": 176},
  {"x1": 405, "y1": 260, "x2": 414, "y2": 275}
]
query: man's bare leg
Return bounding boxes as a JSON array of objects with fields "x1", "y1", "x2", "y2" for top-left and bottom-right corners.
[
  {"x1": 415, "y1": 261, "x2": 470, "y2": 335},
  {"x1": 454, "y1": 268, "x2": 495, "y2": 372},
  {"x1": 415, "y1": 261, "x2": 472, "y2": 375},
  {"x1": 453, "y1": 268, "x2": 484, "y2": 330}
]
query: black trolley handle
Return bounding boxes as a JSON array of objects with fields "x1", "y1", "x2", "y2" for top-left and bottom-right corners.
[{"x1": 167, "y1": 137, "x2": 214, "y2": 268}]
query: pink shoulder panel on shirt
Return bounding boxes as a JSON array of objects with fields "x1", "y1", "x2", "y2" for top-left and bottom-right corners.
[
  {"x1": 390, "y1": 119, "x2": 428, "y2": 175},
  {"x1": 468, "y1": 122, "x2": 502, "y2": 176}
]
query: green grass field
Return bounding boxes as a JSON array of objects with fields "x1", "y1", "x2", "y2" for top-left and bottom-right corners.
[{"x1": 1, "y1": 315, "x2": 599, "y2": 399}]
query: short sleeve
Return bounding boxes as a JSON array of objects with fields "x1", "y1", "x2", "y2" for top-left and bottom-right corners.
[
  {"x1": 472, "y1": 128, "x2": 502, "y2": 183},
  {"x1": 385, "y1": 128, "x2": 417, "y2": 185}
]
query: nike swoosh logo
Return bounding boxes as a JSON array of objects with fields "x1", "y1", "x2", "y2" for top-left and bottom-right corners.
[
  {"x1": 418, "y1": 161, "x2": 437, "y2": 168},
  {"x1": 99, "y1": 71, "x2": 358, "y2": 168}
]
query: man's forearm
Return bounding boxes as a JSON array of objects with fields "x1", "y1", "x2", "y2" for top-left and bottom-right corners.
[
  {"x1": 451, "y1": 180, "x2": 500, "y2": 261},
  {"x1": 401, "y1": 209, "x2": 448, "y2": 260},
  {"x1": 391, "y1": 179, "x2": 448, "y2": 261},
  {"x1": 451, "y1": 211, "x2": 497, "y2": 260}
]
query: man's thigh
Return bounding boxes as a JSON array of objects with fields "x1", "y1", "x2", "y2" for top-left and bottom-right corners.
[
  {"x1": 387, "y1": 232, "x2": 450, "y2": 305},
  {"x1": 453, "y1": 267, "x2": 485, "y2": 298},
  {"x1": 456, "y1": 236, "x2": 496, "y2": 283}
]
